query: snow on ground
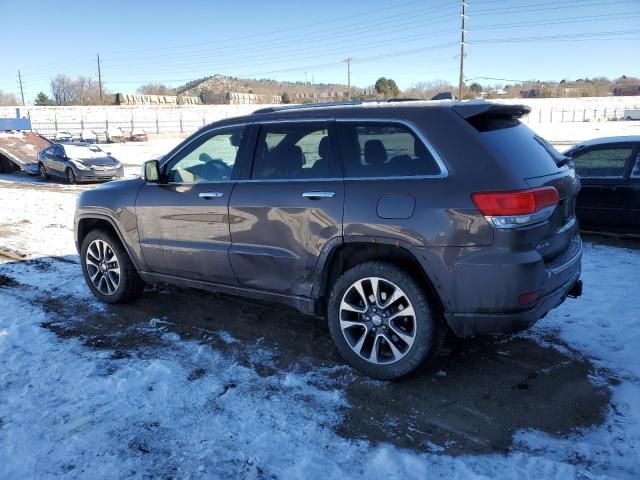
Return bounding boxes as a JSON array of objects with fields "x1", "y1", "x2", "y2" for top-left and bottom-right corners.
[{"x1": 1, "y1": 122, "x2": 640, "y2": 478}]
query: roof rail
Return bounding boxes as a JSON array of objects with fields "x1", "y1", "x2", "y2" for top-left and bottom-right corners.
[
  {"x1": 253, "y1": 101, "x2": 364, "y2": 114},
  {"x1": 252, "y1": 98, "x2": 425, "y2": 114}
]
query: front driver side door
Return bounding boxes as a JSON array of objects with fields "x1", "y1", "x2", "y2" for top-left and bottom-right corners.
[{"x1": 135, "y1": 124, "x2": 249, "y2": 284}]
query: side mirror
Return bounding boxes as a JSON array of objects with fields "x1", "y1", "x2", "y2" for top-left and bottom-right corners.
[{"x1": 143, "y1": 159, "x2": 160, "y2": 183}]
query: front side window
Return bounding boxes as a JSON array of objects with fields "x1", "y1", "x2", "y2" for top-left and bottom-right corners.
[
  {"x1": 572, "y1": 146, "x2": 634, "y2": 178},
  {"x1": 336, "y1": 122, "x2": 441, "y2": 178},
  {"x1": 251, "y1": 123, "x2": 334, "y2": 180},
  {"x1": 166, "y1": 126, "x2": 245, "y2": 183}
]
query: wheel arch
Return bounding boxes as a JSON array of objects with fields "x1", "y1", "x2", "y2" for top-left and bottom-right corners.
[
  {"x1": 76, "y1": 214, "x2": 142, "y2": 272},
  {"x1": 313, "y1": 238, "x2": 444, "y2": 317}
]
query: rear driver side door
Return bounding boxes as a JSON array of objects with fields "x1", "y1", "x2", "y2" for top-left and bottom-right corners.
[
  {"x1": 228, "y1": 120, "x2": 344, "y2": 297},
  {"x1": 135, "y1": 124, "x2": 249, "y2": 284}
]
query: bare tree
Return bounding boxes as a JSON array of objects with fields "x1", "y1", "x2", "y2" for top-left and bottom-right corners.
[
  {"x1": 0, "y1": 90, "x2": 19, "y2": 106},
  {"x1": 50, "y1": 75, "x2": 75, "y2": 105},
  {"x1": 403, "y1": 79, "x2": 454, "y2": 99},
  {"x1": 136, "y1": 83, "x2": 175, "y2": 95},
  {"x1": 74, "y1": 76, "x2": 101, "y2": 105}
]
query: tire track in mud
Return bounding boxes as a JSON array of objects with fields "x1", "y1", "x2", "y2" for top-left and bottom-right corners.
[{"x1": 0, "y1": 257, "x2": 614, "y2": 456}]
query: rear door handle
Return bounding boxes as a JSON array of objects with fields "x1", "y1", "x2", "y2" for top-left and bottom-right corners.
[
  {"x1": 199, "y1": 191, "x2": 225, "y2": 199},
  {"x1": 302, "y1": 191, "x2": 335, "y2": 199}
]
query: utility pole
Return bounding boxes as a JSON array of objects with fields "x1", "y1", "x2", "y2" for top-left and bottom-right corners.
[
  {"x1": 345, "y1": 58, "x2": 352, "y2": 100},
  {"x1": 458, "y1": 0, "x2": 468, "y2": 100},
  {"x1": 97, "y1": 53, "x2": 103, "y2": 104},
  {"x1": 17, "y1": 70, "x2": 25, "y2": 106}
]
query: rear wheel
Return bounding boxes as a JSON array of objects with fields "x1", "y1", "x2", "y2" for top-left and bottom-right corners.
[
  {"x1": 80, "y1": 229, "x2": 145, "y2": 303},
  {"x1": 66, "y1": 168, "x2": 76, "y2": 184},
  {"x1": 327, "y1": 261, "x2": 437, "y2": 379},
  {"x1": 39, "y1": 163, "x2": 49, "y2": 179}
]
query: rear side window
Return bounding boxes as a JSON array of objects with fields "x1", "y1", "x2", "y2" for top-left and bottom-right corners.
[
  {"x1": 251, "y1": 123, "x2": 334, "y2": 179},
  {"x1": 336, "y1": 122, "x2": 441, "y2": 178},
  {"x1": 571, "y1": 145, "x2": 635, "y2": 178},
  {"x1": 473, "y1": 120, "x2": 563, "y2": 178}
]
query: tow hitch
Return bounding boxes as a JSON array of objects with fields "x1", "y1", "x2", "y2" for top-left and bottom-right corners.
[{"x1": 567, "y1": 279, "x2": 583, "y2": 298}]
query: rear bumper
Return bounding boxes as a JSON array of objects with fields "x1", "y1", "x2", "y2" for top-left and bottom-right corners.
[
  {"x1": 445, "y1": 271, "x2": 582, "y2": 336},
  {"x1": 431, "y1": 235, "x2": 583, "y2": 336}
]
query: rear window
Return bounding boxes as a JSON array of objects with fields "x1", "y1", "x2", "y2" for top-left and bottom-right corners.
[{"x1": 473, "y1": 119, "x2": 564, "y2": 178}]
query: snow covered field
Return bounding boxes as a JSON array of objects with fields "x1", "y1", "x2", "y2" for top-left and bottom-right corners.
[{"x1": 1, "y1": 120, "x2": 639, "y2": 479}]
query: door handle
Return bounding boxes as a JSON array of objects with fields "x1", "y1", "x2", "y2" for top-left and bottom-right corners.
[
  {"x1": 199, "y1": 191, "x2": 225, "y2": 199},
  {"x1": 302, "y1": 191, "x2": 335, "y2": 199}
]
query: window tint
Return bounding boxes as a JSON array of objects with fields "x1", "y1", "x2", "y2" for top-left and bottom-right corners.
[
  {"x1": 54, "y1": 146, "x2": 65, "y2": 157},
  {"x1": 336, "y1": 123, "x2": 440, "y2": 178},
  {"x1": 572, "y1": 146, "x2": 634, "y2": 178},
  {"x1": 252, "y1": 123, "x2": 334, "y2": 179},
  {"x1": 479, "y1": 123, "x2": 562, "y2": 178},
  {"x1": 167, "y1": 126, "x2": 245, "y2": 183}
]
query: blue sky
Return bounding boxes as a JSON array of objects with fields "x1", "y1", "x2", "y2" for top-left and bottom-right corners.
[{"x1": 0, "y1": 0, "x2": 639, "y2": 102}]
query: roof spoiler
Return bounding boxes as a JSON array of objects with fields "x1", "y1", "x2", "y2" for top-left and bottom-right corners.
[{"x1": 452, "y1": 102, "x2": 530, "y2": 119}]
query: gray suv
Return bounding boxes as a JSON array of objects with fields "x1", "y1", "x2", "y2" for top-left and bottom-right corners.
[{"x1": 74, "y1": 101, "x2": 583, "y2": 379}]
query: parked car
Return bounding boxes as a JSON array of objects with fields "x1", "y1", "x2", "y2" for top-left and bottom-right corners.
[
  {"x1": 130, "y1": 129, "x2": 148, "y2": 142},
  {"x1": 38, "y1": 142, "x2": 124, "y2": 184},
  {"x1": 623, "y1": 109, "x2": 640, "y2": 121},
  {"x1": 74, "y1": 100, "x2": 583, "y2": 379},
  {"x1": 564, "y1": 136, "x2": 640, "y2": 235},
  {"x1": 80, "y1": 129, "x2": 98, "y2": 143},
  {"x1": 106, "y1": 127, "x2": 125, "y2": 143},
  {"x1": 54, "y1": 131, "x2": 73, "y2": 142}
]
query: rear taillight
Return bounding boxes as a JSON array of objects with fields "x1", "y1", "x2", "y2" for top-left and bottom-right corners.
[{"x1": 472, "y1": 187, "x2": 559, "y2": 228}]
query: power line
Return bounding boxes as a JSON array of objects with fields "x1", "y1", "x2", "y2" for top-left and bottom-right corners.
[
  {"x1": 472, "y1": 0, "x2": 638, "y2": 16},
  {"x1": 100, "y1": 0, "x2": 452, "y2": 56}
]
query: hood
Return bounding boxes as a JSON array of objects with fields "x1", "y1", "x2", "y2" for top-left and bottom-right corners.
[{"x1": 72, "y1": 155, "x2": 119, "y2": 166}]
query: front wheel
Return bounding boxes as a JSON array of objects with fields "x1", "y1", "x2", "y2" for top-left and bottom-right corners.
[
  {"x1": 80, "y1": 229, "x2": 145, "y2": 303},
  {"x1": 327, "y1": 261, "x2": 437, "y2": 379},
  {"x1": 66, "y1": 168, "x2": 76, "y2": 184}
]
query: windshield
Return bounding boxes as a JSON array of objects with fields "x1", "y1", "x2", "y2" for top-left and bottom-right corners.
[{"x1": 64, "y1": 145, "x2": 104, "y2": 158}]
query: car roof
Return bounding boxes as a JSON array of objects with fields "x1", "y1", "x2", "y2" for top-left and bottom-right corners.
[
  {"x1": 206, "y1": 99, "x2": 529, "y2": 127},
  {"x1": 572, "y1": 136, "x2": 640, "y2": 148}
]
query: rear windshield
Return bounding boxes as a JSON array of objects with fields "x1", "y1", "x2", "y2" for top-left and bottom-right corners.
[{"x1": 472, "y1": 118, "x2": 564, "y2": 178}]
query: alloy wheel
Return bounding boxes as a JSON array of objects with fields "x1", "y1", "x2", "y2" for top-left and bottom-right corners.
[
  {"x1": 67, "y1": 169, "x2": 76, "y2": 184},
  {"x1": 339, "y1": 276, "x2": 417, "y2": 365},
  {"x1": 85, "y1": 239, "x2": 120, "y2": 295}
]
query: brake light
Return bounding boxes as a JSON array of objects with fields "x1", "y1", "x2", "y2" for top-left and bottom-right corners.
[{"x1": 472, "y1": 187, "x2": 559, "y2": 228}]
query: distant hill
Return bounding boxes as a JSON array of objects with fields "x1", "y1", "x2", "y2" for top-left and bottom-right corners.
[{"x1": 177, "y1": 74, "x2": 372, "y2": 101}]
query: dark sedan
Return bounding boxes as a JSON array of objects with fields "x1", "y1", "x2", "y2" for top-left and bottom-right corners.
[
  {"x1": 565, "y1": 136, "x2": 640, "y2": 235},
  {"x1": 38, "y1": 143, "x2": 124, "y2": 184}
]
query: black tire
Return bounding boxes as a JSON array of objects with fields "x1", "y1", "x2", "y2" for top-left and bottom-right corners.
[
  {"x1": 327, "y1": 261, "x2": 437, "y2": 380},
  {"x1": 66, "y1": 168, "x2": 76, "y2": 184},
  {"x1": 39, "y1": 163, "x2": 49, "y2": 179},
  {"x1": 80, "y1": 229, "x2": 145, "y2": 304}
]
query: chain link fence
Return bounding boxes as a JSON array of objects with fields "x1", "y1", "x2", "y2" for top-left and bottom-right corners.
[{"x1": 520, "y1": 105, "x2": 639, "y2": 124}]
